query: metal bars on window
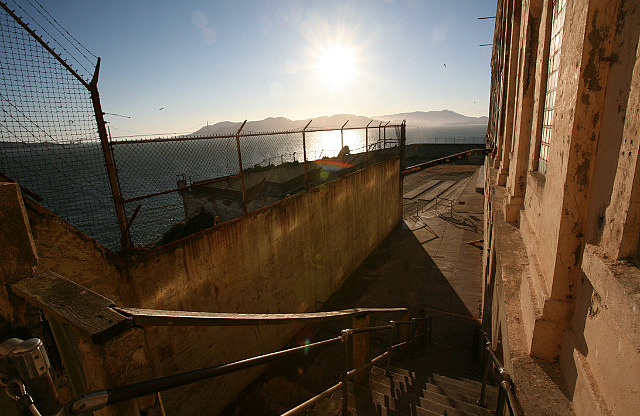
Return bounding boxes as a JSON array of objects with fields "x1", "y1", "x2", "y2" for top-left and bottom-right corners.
[{"x1": 539, "y1": 0, "x2": 566, "y2": 174}]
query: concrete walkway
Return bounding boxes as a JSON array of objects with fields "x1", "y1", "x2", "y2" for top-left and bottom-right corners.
[{"x1": 228, "y1": 163, "x2": 486, "y2": 415}]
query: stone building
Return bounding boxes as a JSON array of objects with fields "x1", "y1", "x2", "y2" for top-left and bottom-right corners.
[{"x1": 484, "y1": 0, "x2": 640, "y2": 414}]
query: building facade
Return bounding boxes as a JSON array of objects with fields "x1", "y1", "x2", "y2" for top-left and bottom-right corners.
[{"x1": 484, "y1": 0, "x2": 640, "y2": 414}]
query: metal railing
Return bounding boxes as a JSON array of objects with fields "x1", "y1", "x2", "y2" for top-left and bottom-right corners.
[
  {"x1": 1, "y1": 312, "x2": 431, "y2": 415},
  {"x1": 64, "y1": 315, "x2": 430, "y2": 414},
  {"x1": 477, "y1": 327, "x2": 523, "y2": 416}
]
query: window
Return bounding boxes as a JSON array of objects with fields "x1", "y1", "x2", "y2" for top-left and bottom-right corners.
[{"x1": 539, "y1": 0, "x2": 566, "y2": 174}]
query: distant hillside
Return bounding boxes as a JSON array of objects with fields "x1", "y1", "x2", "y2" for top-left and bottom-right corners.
[
  {"x1": 191, "y1": 110, "x2": 487, "y2": 136},
  {"x1": 377, "y1": 110, "x2": 488, "y2": 127}
]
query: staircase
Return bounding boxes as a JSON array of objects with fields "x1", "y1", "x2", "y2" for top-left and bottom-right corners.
[{"x1": 306, "y1": 344, "x2": 499, "y2": 416}]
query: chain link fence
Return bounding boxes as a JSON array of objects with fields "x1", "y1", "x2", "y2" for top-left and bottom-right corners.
[
  {"x1": 0, "y1": 0, "x2": 405, "y2": 251},
  {"x1": 0, "y1": 1, "x2": 121, "y2": 249},
  {"x1": 112, "y1": 124, "x2": 404, "y2": 247}
]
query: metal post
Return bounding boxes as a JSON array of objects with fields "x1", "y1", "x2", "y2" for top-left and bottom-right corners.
[
  {"x1": 351, "y1": 314, "x2": 370, "y2": 385},
  {"x1": 478, "y1": 339, "x2": 491, "y2": 407},
  {"x1": 400, "y1": 120, "x2": 406, "y2": 173},
  {"x1": 89, "y1": 59, "x2": 131, "y2": 250},
  {"x1": 496, "y1": 382, "x2": 507, "y2": 416},
  {"x1": 378, "y1": 122, "x2": 382, "y2": 150},
  {"x1": 385, "y1": 321, "x2": 396, "y2": 375},
  {"x1": 365, "y1": 120, "x2": 372, "y2": 161},
  {"x1": 302, "y1": 120, "x2": 312, "y2": 191},
  {"x1": 340, "y1": 120, "x2": 349, "y2": 150},
  {"x1": 383, "y1": 121, "x2": 387, "y2": 149},
  {"x1": 341, "y1": 330, "x2": 351, "y2": 416},
  {"x1": 235, "y1": 120, "x2": 248, "y2": 214}
]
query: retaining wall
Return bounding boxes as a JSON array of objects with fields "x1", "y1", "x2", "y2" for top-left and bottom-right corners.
[{"x1": 2, "y1": 157, "x2": 402, "y2": 415}]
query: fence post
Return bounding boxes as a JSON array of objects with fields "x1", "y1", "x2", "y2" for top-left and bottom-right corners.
[
  {"x1": 351, "y1": 314, "x2": 370, "y2": 385},
  {"x1": 340, "y1": 120, "x2": 349, "y2": 150},
  {"x1": 234, "y1": 120, "x2": 248, "y2": 214},
  {"x1": 365, "y1": 120, "x2": 372, "y2": 162},
  {"x1": 383, "y1": 121, "x2": 390, "y2": 149},
  {"x1": 302, "y1": 120, "x2": 312, "y2": 191},
  {"x1": 88, "y1": 59, "x2": 131, "y2": 250},
  {"x1": 400, "y1": 120, "x2": 406, "y2": 174},
  {"x1": 378, "y1": 122, "x2": 382, "y2": 150}
]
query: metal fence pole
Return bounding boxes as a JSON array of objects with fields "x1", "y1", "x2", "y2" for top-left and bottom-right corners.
[
  {"x1": 235, "y1": 120, "x2": 248, "y2": 214},
  {"x1": 365, "y1": 120, "x2": 372, "y2": 162},
  {"x1": 302, "y1": 120, "x2": 312, "y2": 191},
  {"x1": 383, "y1": 122, "x2": 387, "y2": 149},
  {"x1": 378, "y1": 122, "x2": 382, "y2": 150},
  {"x1": 340, "y1": 120, "x2": 349, "y2": 150},
  {"x1": 89, "y1": 60, "x2": 131, "y2": 250},
  {"x1": 400, "y1": 120, "x2": 406, "y2": 174}
]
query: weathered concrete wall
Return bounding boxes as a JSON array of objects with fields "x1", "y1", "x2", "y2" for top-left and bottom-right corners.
[
  {"x1": 2, "y1": 158, "x2": 401, "y2": 415},
  {"x1": 126, "y1": 158, "x2": 401, "y2": 415}
]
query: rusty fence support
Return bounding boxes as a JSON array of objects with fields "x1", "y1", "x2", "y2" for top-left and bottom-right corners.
[
  {"x1": 365, "y1": 120, "x2": 372, "y2": 162},
  {"x1": 302, "y1": 120, "x2": 312, "y2": 191},
  {"x1": 340, "y1": 120, "x2": 349, "y2": 150},
  {"x1": 378, "y1": 122, "x2": 383, "y2": 150},
  {"x1": 235, "y1": 120, "x2": 248, "y2": 214},
  {"x1": 400, "y1": 120, "x2": 407, "y2": 174},
  {"x1": 383, "y1": 122, "x2": 387, "y2": 149},
  {"x1": 89, "y1": 61, "x2": 131, "y2": 250}
]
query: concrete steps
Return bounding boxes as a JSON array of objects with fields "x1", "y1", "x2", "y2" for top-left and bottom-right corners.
[{"x1": 314, "y1": 365, "x2": 498, "y2": 416}]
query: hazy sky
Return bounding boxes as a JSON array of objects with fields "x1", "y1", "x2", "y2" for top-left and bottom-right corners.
[{"x1": 13, "y1": 0, "x2": 497, "y2": 136}]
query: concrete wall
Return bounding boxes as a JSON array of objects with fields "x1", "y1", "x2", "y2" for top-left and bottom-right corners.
[
  {"x1": 484, "y1": 0, "x2": 640, "y2": 413},
  {"x1": 1, "y1": 158, "x2": 401, "y2": 415}
]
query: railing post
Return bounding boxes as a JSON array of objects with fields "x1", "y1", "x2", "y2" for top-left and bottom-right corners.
[
  {"x1": 385, "y1": 321, "x2": 396, "y2": 375},
  {"x1": 378, "y1": 122, "x2": 382, "y2": 150},
  {"x1": 398, "y1": 311, "x2": 411, "y2": 343},
  {"x1": 351, "y1": 314, "x2": 370, "y2": 385},
  {"x1": 341, "y1": 329, "x2": 351, "y2": 416},
  {"x1": 496, "y1": 382, "x2": 507, "y2": 416},
  {"x1": 235, "y1": 120, "x2": 248, "y2": 214},
  {"x1": 478, "y1": 339, "x2": 491, "y2": 407},
  {"x1": 302, "y1": 120, "x2": 312, "y2": 191}
]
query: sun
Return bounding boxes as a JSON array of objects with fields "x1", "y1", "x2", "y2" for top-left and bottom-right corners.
[{"x1": 316, "y1": 44, "x2": 356, "y2": 89}]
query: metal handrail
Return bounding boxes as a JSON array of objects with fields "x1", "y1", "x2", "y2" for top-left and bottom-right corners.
[
  {"x1": 66, "y1": 315, "x2": 431, "y2": 415},
  {"x1": 477, "y1": 328, "x2": 522, "y2": 416},
  {"x1": 69, "y1": 336, "x2": 342, "y2": 413},
  {"x1": 285, "y1": 317, "x2": 431, "y2": 415}
]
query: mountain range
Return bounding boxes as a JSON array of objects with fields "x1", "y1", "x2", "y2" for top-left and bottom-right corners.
[{"x1": 191, "y1": 110, "x2": 488, "y2": 136}]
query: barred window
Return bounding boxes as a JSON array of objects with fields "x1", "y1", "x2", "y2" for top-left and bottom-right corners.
[{"x1": 539, "y1": 0, "x2": 566, "y2": 174}]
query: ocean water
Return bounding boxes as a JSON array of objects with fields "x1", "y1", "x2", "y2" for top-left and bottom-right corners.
[{"x1": 1, "y1": 124, "x2": 486, "y2": 250}]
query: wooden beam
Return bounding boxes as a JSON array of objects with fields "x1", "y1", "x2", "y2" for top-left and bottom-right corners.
[
  {"x1": 115, "y1": 307, "x2": 409, "y2": 327},
  {"x1": 11, "y1": 271, "x2": 133, "y2": 344}
]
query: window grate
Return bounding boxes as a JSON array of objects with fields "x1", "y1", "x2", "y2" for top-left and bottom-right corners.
[{"x1": 539, "y1": 0, "x2": 566, "y2": 174}]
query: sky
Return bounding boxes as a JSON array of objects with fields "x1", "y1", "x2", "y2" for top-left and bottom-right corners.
[{"x1": 10, "y1": 0, "x2": 497, "y2": 137}]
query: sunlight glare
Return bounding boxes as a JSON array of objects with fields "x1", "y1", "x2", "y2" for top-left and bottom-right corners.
[{"x1": 317, "y1": 44, "x2": 356, "y2": 89}]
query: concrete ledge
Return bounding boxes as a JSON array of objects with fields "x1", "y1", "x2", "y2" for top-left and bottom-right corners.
[{"x1": 581, "y1": 243, "x2": 640, "y2": 353}]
